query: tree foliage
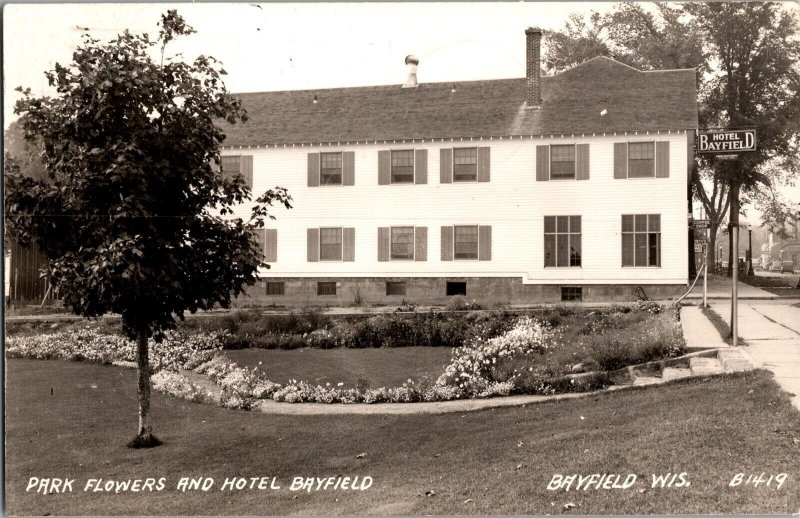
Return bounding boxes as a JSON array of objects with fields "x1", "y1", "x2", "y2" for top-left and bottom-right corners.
[{"x1": 5, "y1": 11, "x2": 291, "y2": 340}]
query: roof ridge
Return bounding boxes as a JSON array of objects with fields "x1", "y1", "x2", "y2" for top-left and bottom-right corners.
[{"x1": 231, "y1": 77, "x2": 525, "y2": 96}]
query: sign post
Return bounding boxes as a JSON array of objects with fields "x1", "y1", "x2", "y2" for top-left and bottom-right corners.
[{"x1": 697, "y1": 128, "x2": 757, "y2": 346}]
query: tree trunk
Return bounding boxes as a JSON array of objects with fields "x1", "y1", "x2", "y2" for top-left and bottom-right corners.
[
  {"x1": 136, "y1": 325, "x2": 152, "y2": 437},
  {"x1": 708, "y1": 226, "x2": 718, "y2": 272},
  {"x1": 128, "y1": 324, "x2": 160, "y2": 448}
]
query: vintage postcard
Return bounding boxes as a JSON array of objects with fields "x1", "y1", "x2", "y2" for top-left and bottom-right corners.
[{"x1": 4, "y1": 2, "x2": 800, "y2": 516}]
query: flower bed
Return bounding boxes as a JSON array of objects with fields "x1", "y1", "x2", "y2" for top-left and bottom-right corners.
[{"x1": 7, "y1": 302, "x2": 685, "y2": 408}]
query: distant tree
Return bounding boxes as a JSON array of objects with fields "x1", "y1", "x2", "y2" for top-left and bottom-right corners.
[
  {"x1": 5, "y1": 11, "x2": 291, "y2": 447},
  {"x1": 544, "y1": 2, "x2": 800, "y2": 273},
  {"x1": 4, "y1": 120, "x2": 47, "y2": 182}
]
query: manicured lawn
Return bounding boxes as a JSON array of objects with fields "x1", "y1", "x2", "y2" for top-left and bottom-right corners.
[
  {"x1": 224, "y1": 347, "x2": 453, "y2": 387},
  {"x1": 5, "y1": 358, "x2": 800, "y2": 515}
]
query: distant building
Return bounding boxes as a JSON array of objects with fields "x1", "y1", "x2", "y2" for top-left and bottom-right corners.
[{"x1": 219, "y1": 28, "x2": 698, "y2": 305}]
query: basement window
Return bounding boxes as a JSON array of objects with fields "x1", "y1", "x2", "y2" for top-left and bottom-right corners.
[
  {"x1": 386, "y1": 281, "x2": 407, "y2": 296},
  {"x1": 317, "y1": 282, "x2": 337, "y2": 296},
  {"x1": 446, "y1": 281, "x2": 467, "y2": 296},
  {"x1": 265, "y1": 282, "x2": 285, "y2": 296},
  {"x1": 561, "y1": 286, "x2": 583, "y2": 302}
]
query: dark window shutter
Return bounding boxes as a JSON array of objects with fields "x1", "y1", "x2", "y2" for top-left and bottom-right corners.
[
  {"x1": 614, "y1": 143, "x2": 628, "y2": 179},
  {"x1": 576, "y1": 144, "x2": 590, "y2": 180},
  {"x1": 378, "y1": 227, "x2": 391, "y2": 261},
  {"x1": 536, "y1": 145, "x2": 550, "y2": 181},
  {"x1": 656, "y1": 141, "x2": 670, "y2": 178},
  {"x1": 342, "y1": 151, "x2": 355, "y2": 185},
  {"x1": 307, "y1": 153, "x2": 320, "y2": 187},
  {"x1": 265, "y1": 228, "x2": 277, "y2": 263},
  {"x1": 307, "y1": 228, "x2": 319, "y2": 262},
  {"x1": 415, "y1": 226, "x2": 427, "y2": 261},
  {"x1": 415, "y1": 149, "x2": 428, "y2": 184},
  {"x1": 441, "y1": 226, "x2": 453, "y2": 261},
  {"x1": 241, "y1": 155, "x2": 254, "y2": 189},
  {"x1": 477, "y1": 146, "x2": 491, "y2": 182},
  {"x1": 378, "y1": 150, "x2": 391, "y2": 185},
  {"x1": 479, "y1": 225, "x2": 492, "y2": 261},
  {"x1": 343, "y1": 228, "x2": 355, "y2": 261},
  {"x1": 440, "y1": 148, "x2": 453, "y2": 183}
]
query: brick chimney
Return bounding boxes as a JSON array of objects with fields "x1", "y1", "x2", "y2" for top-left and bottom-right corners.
[
  {"x1": 525, "y1": 27, "x2": 542, "y2": 108},
  {"x1": 403, "y1": 55, "x2": 419, "y2": 88}
]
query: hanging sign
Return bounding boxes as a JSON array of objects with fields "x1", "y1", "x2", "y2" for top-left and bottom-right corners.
[
  {"x1": 697, "y1": 129, "x2": 757, "y2": 154},
  {"x1": 691, "y1": 219, "x2": 711, "y2": 229}
]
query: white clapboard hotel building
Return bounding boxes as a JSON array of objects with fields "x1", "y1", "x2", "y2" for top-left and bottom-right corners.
[{"x1": 220, "y1": 28, "x2": 698, "y2": 305}]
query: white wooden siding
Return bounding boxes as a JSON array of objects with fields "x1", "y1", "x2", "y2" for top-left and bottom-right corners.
[{"x1": 225, "y1": 132, "x2": 689, "y2": 284}]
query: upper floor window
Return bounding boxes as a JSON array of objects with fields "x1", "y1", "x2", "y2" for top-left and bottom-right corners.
[
  {"x1": 628, "y1": 142, "x2": 655, "y2": 178},
  {"x1": 454, "y1": 225, "x2": 479, "y2": 259},
  {"x1": 319, "y1": 227, "x2": 343, "y2": 261},
  {"x1": 221, "y1": 156, "x2": 241, "y2": 179},
  {"x1": 622, "y1": 214, "x2": 661, "y2": 267},
  {"x1": 550, "y1": 145, "x2": 576, "y2": 179},
  {"x1": 453, "y1": 147, "x2": 478, "y2": 182},
  {"x1": 544, "y1": 216, "x2": 582, "y2": 267},
  {"x1": 391, "y1": 150, "x2": 415, "y2": 183},
  {"x1": 391, "y1": 226, "x2": 415, "y2": 260},
  {"x1": 320, "y1": 152, "x2": 343, "y2": 185}
]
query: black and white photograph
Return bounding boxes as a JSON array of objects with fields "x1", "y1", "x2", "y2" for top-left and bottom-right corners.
[{"x1": 3, "y1": 1, "x2": 800, "y2": 515}]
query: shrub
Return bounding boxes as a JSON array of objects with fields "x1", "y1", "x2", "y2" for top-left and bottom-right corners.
[
  {"x1": 445, "y1": 295, "x2": 482, "y2": 311},
  {"x1": 437, "y1": 316, "x2": 558, "y2": 395}
]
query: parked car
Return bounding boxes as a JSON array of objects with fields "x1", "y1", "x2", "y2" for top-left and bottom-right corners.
[
  {"x1": 770, "y1": 261, "x2": 782, "y2": 272},
  {"x1": 781, "y1": 261, "x2": 795, "y2": 274}
]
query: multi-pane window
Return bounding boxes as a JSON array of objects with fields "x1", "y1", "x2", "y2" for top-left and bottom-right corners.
[
  {"x1": 317, "y1": 282, "x2": 337, "y2": 296},
  {"x1": 319, "y1": 227, "x2": 343, "y2": 261},
  {"x1": 320, "y1": 152, "x2": 343, "y2": 185},
  {"x1": 544, "y1": 216, "x2": 582, "y2": 267},
  {"x1": 454, "y1": 225, "x2": 479, "y2": 259},
  {"x1": 391, "y1": 226, "x2": 414, "y2": 260},
  {"x1": 622, "y1": 214, "x2": 661, "y2": 267},
  {"x1": 266, "y1": 282, "x2": 285, "y2": 296},
  {"x1": 453, "y1": 147, "x2": 478, "y2": 182},
  {"x1": 628, "y1": 142, "x2": 655, "y2": 178},
  {"x1": 386, "y1": 281, "x2": 407, "y2": 296},
  {"x1": 561, "y1": 286, "x2": 583, "y2": 301},
  {"x1": 550, "y1": 145, "x2": 576, "y2": 179},
  {"x1": 391, "y1": 150, "x2": 414, "y2": 183},
  {"x1": 221, "y1": 156, "x2": 241, "y2": 180}
]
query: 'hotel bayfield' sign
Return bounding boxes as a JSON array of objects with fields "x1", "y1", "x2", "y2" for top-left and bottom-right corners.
[{"x1": 697, "y1": 129, "x2": 757, "y2": 155}]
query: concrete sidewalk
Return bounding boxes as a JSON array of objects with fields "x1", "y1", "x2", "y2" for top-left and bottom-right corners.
[
  {"x1": 708, "y1": 302, "x2": 800, "y2": 411},
  {"x1": 684, "y1": 273, "x2": 776, "y2": 300},
  {"x1": 679, "y1": 306, "x2": 727, "y2": 350}
]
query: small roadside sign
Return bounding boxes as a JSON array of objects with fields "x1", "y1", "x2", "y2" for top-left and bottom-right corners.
[
  {"x1": 691, "y1": 219, "x2": 711, "y2": 229},
  {"x1": 694, "y1": 240, "x2": 706, "y2": 254}
]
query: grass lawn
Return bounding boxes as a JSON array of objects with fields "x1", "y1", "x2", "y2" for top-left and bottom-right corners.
[
  {"x1": 224, "y1": 347, "x2": 453, "y2": 387},
  {"x1": 6, "y1": 358, "x2": 800, "y2": 516}
]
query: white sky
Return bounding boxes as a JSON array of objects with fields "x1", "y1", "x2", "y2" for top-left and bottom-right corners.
[
  {"x1": 3, "y1": 2, "x2": 798, "y2": 221},
  {"x1": 3, "y1": 2, "x2": 620, "y2": 127}
]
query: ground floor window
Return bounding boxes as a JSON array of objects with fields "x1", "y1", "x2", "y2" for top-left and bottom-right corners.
[
  {"x1": 386, "y1": 281, "x2": 406, "y2": 296},
  {"x1": 544, "y1": 216, "x2": 581, "y2": 267},
  {"x1": 561, "y1": 286, "x2": 583, "y2": 301},
  {"x1": 317, "y1": 282, "x2": 337, "y2": 296},
  {"x1": 446, "y1": 281, "x2": 467, "y2": 296},
  {"x1": 622, "y1": 214, "x2": 661, "y2": 267},
  {"x1": 454, "y1": 225, "x2": 479, "y2": 260},
  {"x1": 265, "y1": 281, "x2": 284, "y2": 296},
  {"x1": 391, "y1": 227, "x2": 414, "y2": 260}
]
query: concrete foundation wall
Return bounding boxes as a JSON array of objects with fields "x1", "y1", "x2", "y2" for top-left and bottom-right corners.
[{"x1": 236, "y1": 276, "x2": 684, "y2": 307}]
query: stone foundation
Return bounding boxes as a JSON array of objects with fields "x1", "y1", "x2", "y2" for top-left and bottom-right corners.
[{"x1": 235, "y1": 277, "x2": 685, "y2": 307}]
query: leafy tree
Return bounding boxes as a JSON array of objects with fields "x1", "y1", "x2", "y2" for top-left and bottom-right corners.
[
  {"x1": 5, "y1": 11, "x2": 291, "y2": 447},
  {"x1": 543, "y1": 2, "x2": 800, "y2": 273}
]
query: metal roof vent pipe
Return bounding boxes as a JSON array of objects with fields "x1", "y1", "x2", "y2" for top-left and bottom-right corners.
[
  {"x1": 525, "y1": 27, "x2": 542, "y2": 108},
  {"x1": 403, "y1": 55, "x2": 419, "y2": 88}
]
